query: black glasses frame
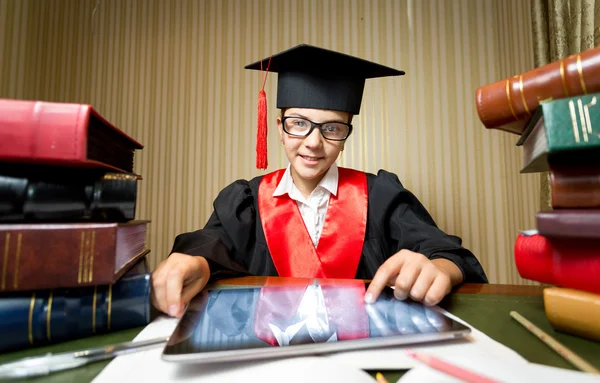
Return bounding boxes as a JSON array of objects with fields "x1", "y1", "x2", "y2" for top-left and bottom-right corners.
[{"x1": 281, "y1": 116, "x2": 353, "y2": 141}]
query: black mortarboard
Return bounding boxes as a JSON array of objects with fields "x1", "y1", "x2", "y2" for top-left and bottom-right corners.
[
  {"x1": 245, "y1": 44, "x2": 405, "y2": 115},
  {"x1": 246, "y1": 44, "x2": 404, "y2": 170}
]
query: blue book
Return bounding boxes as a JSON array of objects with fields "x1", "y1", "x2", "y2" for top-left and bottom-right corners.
[{"x1": 0, "y1": 257, "x2": 151, "y2": 353}]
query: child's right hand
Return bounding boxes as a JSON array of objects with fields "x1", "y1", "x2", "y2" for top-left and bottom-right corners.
[{"x1": 150, "y1": 253, "x2": 210, "y2": 318}]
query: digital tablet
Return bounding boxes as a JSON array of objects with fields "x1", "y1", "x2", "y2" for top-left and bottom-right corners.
[{"x1": 161, "y1": 279, "x2": 470, "y2": 364}]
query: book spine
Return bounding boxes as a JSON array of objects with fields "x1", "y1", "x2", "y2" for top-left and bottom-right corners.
[
  {"x1": 0, "y1": 272, "x2": 151, "y2": 353},
  {"x1": 549, "y1": 162, "x2": 600, "y2": 208},
  {"x1": 0, "y1": 99, "x2": 88, "y2": 162},
  {"x1": 544, "y1": 287, "x2": 600, "y2": 342},
  {"x1": 514, "y1": 233, "x2": 600, "y2": 294},
  {"x1": 0, "y1": 172, "x2": 137, "y2": 222},
  {"x1": 537, "y1": 210, "x2": 600, "y2": 238},
  {"x1": 475, "y1": 46, "x2": 600, "y2": 133},
  {"x1": 0, "y1": 223, "x2": 118, "y2": 292}
]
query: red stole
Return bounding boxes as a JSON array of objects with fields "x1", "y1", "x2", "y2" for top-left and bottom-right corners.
[{"x1": 258, "y1": 167, "x2": 368, "y2": 279}]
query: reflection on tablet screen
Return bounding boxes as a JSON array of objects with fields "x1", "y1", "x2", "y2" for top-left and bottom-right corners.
[{"x1": 164, "y1": 279, "x2": 466, "y2": 357}]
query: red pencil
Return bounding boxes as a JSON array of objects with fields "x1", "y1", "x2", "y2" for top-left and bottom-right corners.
[{"x1": 405, "y1": 350, "x2": 501, "y2": 383}]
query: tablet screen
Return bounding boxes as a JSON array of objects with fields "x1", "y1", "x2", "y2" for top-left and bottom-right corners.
[{"x1": 162, "y1": 279, "x2": 470, "y2": 362}]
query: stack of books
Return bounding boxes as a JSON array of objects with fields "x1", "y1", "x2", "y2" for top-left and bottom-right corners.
[
  {"x1": 0, "y1": 99, "x2": 152, "y2": 353},
  {"x1": 475, "y1": 46, "x2": 600, "y2": 343}
]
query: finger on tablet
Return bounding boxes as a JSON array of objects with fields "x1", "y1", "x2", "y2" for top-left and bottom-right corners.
[
  {"x1": 407, "y1": 267, "x2": 436, "y2": 302},
  {"x1": 423, "y1": 274, "x2": 451, "y2": 306},
  {"x1": 365, "y1": 254, "x2": 406, "y2": 304},
  {"x1": 166, "y1": 267, "x2": 185, "y2": 317},
  {"x1": 394, "y1": 263, "x2": 421, "y2": 300}
]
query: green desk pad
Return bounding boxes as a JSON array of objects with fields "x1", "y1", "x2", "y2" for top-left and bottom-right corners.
[{"x1": 1, "y1": 293, "x2": 598, "y2": 383}]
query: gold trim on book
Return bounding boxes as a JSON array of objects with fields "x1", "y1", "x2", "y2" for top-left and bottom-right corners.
[
  {"x1": 569, "y1": 99, "x2": 581, "y2": 143},
  {"x1": 583, "y1": 96, "x2": 597, "y2": 139},
  {"x1": 102, "y1": 173, "x2": 137, "y2": 181},
  {"x1": 2, "y1": 233, "x2": 10, "y2": 291},
  {"x1": 78, "y1": 232, "x2": 85, "y2": 283},
  {"x1": 518, "y1": 75, "x2": 531, "y2": 116},
  {"x1": 107, "y1": 284, "x2": 112, "y2": 330},
  {"x1": 577, "y1": 55, "x2": 588, "y2": 94},
  {"x1": 28, "y1": 293, "x2": 35, "y2": 345},
  {"x1": 92, "y1": 286, "x2": 97, "y2": 332},
  {"x1": 47, "y1": 291, "x2": 53, "y2": 341},
  {"x1": 89, "y1": 231, "x2": 96, "y2": 282},
  {"x1": 560, "y1": 61, "x2": 569, "y2": 96},
  {"x1": 13, "y1": 233, "x2": 22, "y2": 289},
  {"x1": 84, "y1": 234, "x2": 90, "y2": 283},
  {"x1": 505, "y1": 79, "x2": 518, "y2": 120}
]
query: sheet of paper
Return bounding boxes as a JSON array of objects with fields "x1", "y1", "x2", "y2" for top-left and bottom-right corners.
[
  {"x1": 324, "y1": 308, "x2": 528, "y2": 369},
  {"x1": 397, "y1": 355, "x2": 600, "y2": 383},
  {"x1": 92, "y1": 316, "x2": 375, "y2": 383}
]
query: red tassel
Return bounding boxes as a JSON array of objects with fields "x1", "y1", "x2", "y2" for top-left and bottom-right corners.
[
  {"x1": 256, "y1": 89, "x2": 268, "y2": 169},
  {"x1": 255, "y1": 55, "x2": 272, "y2": 170}
]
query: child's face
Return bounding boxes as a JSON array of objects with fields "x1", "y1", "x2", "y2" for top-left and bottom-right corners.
[{"x1": 277, "y1": 108, "x2": 350, "y2": 186}]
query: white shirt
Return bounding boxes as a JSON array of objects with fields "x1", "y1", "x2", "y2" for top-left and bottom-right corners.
[{"x1": 272, "y1": 163, "x2": 339, "y2": 247}]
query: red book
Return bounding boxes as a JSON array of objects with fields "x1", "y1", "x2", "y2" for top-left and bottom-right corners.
[
  {"x1": 514, "y1": 232, "x2": 600, "y2": 294},
  {"x1": 0, "y1": 99, "x2": 143, "y2": 173}
]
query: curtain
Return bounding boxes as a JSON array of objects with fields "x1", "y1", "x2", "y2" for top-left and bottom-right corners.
[{"x1": 531, "y1": 0, "x2": 600, "y2": 210}]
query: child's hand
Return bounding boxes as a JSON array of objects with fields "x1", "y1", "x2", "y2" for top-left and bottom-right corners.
[
  {"x1": 150, "y1": 253, "x2": 210, "y2": 318},
  {"x1": 364, "y1": 250, "x2": 463, "y2": 306}
]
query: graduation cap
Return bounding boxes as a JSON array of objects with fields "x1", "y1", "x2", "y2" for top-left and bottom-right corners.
[{"x1": 245, "y1": 44, "x2": 405, "y2": 169}]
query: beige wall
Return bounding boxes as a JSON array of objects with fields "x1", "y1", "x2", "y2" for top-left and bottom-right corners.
[{"x1": 0, "y1": 0, "x2": 540, "y2": 284}]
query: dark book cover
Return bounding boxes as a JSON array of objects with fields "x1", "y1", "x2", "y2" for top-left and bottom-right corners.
[{"x1": 0, "y1": 257, "x2": 152, "y2": 353}]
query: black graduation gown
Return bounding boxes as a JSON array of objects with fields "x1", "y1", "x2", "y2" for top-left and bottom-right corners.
[{"x1": 171, "y1": 169, "x2": 489, "y2": 284}]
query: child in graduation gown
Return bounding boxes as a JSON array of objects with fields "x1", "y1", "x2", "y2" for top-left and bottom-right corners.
[{"x1": 151, "y1": 44, "x2": 488, "y2": 318}]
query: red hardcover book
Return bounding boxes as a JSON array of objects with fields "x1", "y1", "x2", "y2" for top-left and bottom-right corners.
[
  {"x1": 0, "y1": 99, "x2": 143, "y2": 173},
  {"x1": 0, "y1": 220, "x2": 150, "y2": 292},
  {"x1": 514, "y1": 232, "x2": 600, "y2": 295}
]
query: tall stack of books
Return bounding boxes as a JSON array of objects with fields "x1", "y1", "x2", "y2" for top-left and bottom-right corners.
[
  {"x1": 0, "y1": 99, "x2": 152, "y2": 353},
  {"x1": 475, "y1": 46, "x2": 600, "y2": 343}
]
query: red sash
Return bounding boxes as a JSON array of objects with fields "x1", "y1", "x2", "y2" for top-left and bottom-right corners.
[{"x1": 258, "y1": 167, "x2": 368, "y2": 279}]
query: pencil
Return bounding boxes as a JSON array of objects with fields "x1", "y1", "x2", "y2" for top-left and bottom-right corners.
[
  {"x1": 405, "y1": 349, "x2": 501, "y2": 383},
  {"x1": 510, "y1": 311, "x2": 600, "y2": 374},
  {"x1": 374, "y1": 372, "x2": 389, "y2": 383}
]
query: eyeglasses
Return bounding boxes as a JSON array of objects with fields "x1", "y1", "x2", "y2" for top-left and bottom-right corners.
[{"x1": 281, "y1": 116, "x2": 353, "y2": 141}]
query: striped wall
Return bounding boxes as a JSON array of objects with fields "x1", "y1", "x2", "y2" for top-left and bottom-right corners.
[{"x1": 0, "y1": 0, "x2": 540, "y2": 284}]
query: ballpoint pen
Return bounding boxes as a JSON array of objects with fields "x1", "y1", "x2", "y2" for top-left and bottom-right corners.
[{"x1": 0, "y1": 336, "x2": 169, "y2": 380}]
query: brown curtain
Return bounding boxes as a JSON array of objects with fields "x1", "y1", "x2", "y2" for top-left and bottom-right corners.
[{"x1": 531, "y1": 0, "x2": 600, "y2": 211}]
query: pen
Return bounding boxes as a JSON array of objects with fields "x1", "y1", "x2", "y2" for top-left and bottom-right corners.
[
  {"x1": 405, "y1": 349, "x2": 501, "y2": 383},
  {"x1": 510, "y1": 311, "x2": 600, "y2": 374},
  {"x1": 0, "y1": 336, "x2": 169, "y2": 379}
]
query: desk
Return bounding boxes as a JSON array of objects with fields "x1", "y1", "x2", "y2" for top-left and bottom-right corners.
[{"x1": 1, "y1": 281, "x2": 598, "y2": 383}]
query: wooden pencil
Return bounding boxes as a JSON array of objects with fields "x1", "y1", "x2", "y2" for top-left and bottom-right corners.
[{"x1": 510, "y1": 311, "x2": 600, "y2": 374}]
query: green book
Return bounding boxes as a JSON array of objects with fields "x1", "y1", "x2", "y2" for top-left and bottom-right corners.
[{"x1": 518, "y1": 93, "x2": 600, "y2": 173}]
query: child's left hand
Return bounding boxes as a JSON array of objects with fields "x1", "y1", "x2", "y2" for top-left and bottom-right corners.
[{"x1": 364, "y1": 249, "x2": 463, "y2": 306}]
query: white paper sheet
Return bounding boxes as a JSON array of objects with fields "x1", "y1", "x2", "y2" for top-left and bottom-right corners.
[
  {"x1": 91, "y1": 316, "x2": 375, "y2": 383},
  {"x1": 397, "y1": 355, "x2": 600, "y2": 383},
  {"x1": 93, "y1": 307, "x2": 531, "y2": 382}
]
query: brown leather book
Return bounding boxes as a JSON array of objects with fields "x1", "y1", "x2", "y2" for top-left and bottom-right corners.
[
  {"x1": 475, "y1": 45, "x2": 600, "y2": 134},
  {"x1": 0, "y1": 220, "x2": 150, "y2": 292},
  {"x1": 548, "y1": 160, "x2": 600, "y2": 208},
  {"x1": 544, "y1": 287, "x2": 600, "y2": 342},
  {"x1": 537, "y1": 210, "x2": 600, "y2": 238}
]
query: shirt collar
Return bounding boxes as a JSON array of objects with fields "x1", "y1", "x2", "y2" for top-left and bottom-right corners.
[{"x1": 273, "y1": 162, "x2": 339, "y2": 198}]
